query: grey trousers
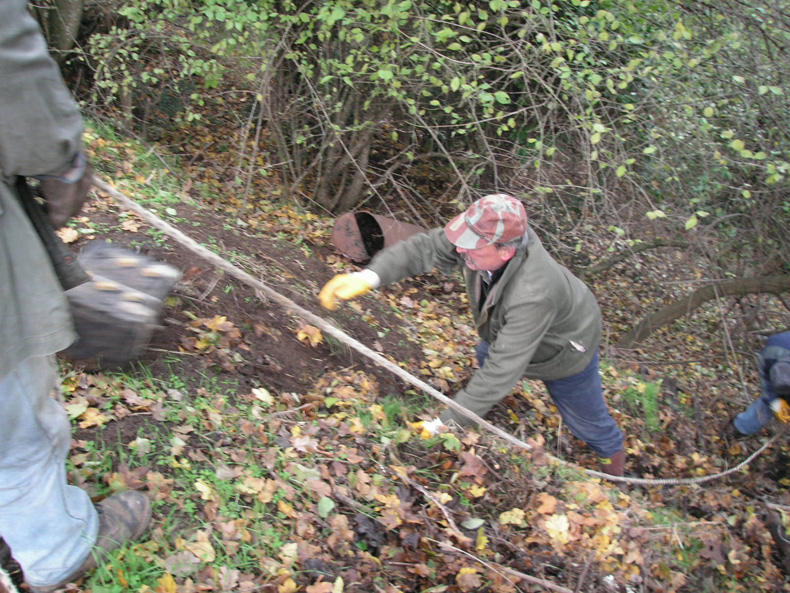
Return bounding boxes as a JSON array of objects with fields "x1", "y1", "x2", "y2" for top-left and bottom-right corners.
[{"x1": 0, "y1": 355, "x2": 98, "y2": 587}]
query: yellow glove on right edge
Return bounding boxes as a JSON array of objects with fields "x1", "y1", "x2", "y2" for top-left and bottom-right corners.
[
  {"x1": 771, "y1": 398, "x2": 790, "y2": 423},
  {"x1": 319, "y1": 273, "x2": 373, "y2": 310}
]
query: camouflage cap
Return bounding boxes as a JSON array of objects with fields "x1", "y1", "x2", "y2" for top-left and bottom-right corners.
[{"x1": 444, "y1": 194, "x2": 527, "y2": 249}]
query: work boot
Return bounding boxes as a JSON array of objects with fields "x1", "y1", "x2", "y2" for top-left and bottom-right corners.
[
  {"x1": 27, "y1": 490, "x2": 152, "y2": 593},
  {"x1": 598, "y1": 449, "x2": 626, "y2": 477},
  {"x1": 721, "y1": 417, "x2": 752, "y2": 445},
  {"x1": 0, "y1": 537, "x2": 22, "y2": 593}
]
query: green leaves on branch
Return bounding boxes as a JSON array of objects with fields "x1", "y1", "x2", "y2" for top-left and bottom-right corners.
[{"x1": 82, "y1": 0, "x2": 790, "y2": 235}]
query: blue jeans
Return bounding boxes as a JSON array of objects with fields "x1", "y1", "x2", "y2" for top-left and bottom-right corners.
[
  {"x1": 733, "y1": 397, "x2": 773, "y2": 435},
  {"x1": 0, "y1": 356, "x2": 98, "y2": 587},
  {"x1": 476, "y1": 341, "x2": 623, "y2": 458},
  {"x1": 733, "y1": 332, "x2": 790, "y2": 435}
]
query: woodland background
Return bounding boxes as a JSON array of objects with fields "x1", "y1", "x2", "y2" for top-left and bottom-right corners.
[{"x1": 15, "y1": 0, "x2": 790, "y2": 592}]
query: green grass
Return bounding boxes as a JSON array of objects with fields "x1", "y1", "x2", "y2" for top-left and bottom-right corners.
[{"x1": 622, "y1": 379, "x2": 662, "y2": 433}]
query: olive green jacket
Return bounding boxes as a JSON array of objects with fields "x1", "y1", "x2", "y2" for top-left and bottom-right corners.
[
  {"x1": 0, "y1": 0, "x2": 81, "y2": 379},
  {"x1": 367, "y1": 226, "x2": 602, "y2": 425}
]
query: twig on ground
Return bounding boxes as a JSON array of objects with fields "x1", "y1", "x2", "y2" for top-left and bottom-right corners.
[
  {"x1": 391, "y1": 467, "x2": 470, "y2": 543},
  {"x1": 574, "y1": 551, "x2": 596, "y2": 593},
  {"x1": 431, "y1": 538, "x2": 575, "y2": 593},
  {"x1": 269, "y1": 403, "x2": 316, "y2": 418}
]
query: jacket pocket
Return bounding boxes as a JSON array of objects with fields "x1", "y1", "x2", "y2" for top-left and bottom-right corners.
[{"x1": 524, "y1": 340, "x2": 588, "y2": 377}]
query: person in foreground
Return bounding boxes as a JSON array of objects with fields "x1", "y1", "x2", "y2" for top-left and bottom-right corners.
[
  {"x1": 730, "y1": 331, "x2": 790, "y2": 436},
  {"x1": 0, "y1": 2, "x2": 151, "y2": 591},
  {"x1": 319, "y1": 194, "x2": 626, "y2": 476}
]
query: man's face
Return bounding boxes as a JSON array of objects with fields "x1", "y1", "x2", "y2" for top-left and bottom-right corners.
[{"x1": 456, "y1": 243, "x2": 514, "y2": 271}]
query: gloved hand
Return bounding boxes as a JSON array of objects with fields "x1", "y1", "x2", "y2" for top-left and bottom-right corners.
[
  {"x1": 319, "y1": 272, "x2": 373, "y2": 310},
  {"x1": 37, "y1": 153, "x2": 94, "y2": 229},
  {"x1": 422, "y1": 417, "x2": 448, "y2": 436},
  {"x1": 771, "y1": 398, "x2": 790, "y2": 423}
]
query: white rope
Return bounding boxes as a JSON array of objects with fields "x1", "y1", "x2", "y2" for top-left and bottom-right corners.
[{"x1": 92, "y1": 176, "x2": 780, "y2": 486}]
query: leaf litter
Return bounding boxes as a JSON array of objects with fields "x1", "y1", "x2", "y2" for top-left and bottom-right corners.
[{"x1": 35, "y1": 131, "x2": 790, "y2": 593}]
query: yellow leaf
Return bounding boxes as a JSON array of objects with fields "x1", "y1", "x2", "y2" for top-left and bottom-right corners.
[
  {"x1": 56, "y1": 227, "x2": 80, "y2": 244},
  {"x1": 79, "y1": 407, "x2": 110, "y2": 429},
  {"x1": 475, "y1": 528, "x2": 489, "y2": 551},
  {"x1": 121, "y1": 219, "x2": 141, "y2": 232},
  {"x1": 252, "y1": 387, "x2": 274, "y2": 406},
  {"x1": 434, "y1": 492, "x2": 453, "y2": 505},
  {"x1": 369, "y1": 404, "x2": 387, "y2": 423},
  {"x1": 535, "y1": 493, "x2": 558, "y2": 514},
  {"x1": 348, "y1": 417, "x2": 366, "y2": 435},
  {"x1": 467, "y1": 485, "x2": 487, "y2": 498},
  {"x1": 235, "y1": 476, "x2": 267, "y2": 495},
  {"x1": 297, "y1": 324, "x2": 323, "y2": 347},
  {"x1": 499, "y1": 508, "x2": 526, "y2": 526},
  {"x1": 544, "y1": 514, "x2": 570, "y2": 545},
  {"x1": 332, "y1": 576, "x2": 344, "y2": 593},
  {"x1": 183, "y1": 531, "x2": 215, "y2": 562},
  {"x1": 205, "y1": 315, "x2": 228, "y2": 331},
  {"x1": 278, "y1": 499, "x2": 297, "y2": 518},
  {"x1": 278, "y1": 578, "x2": 299, "y2": 593},
  {"x1": 156, "y1": 573, "x2": 177, "y2": 593},
  {"x1": 279, "y1": 542, "x2": 299, "y2": 567},
  {"x1": 195, "y1": 479, "x2": 218, "y2": 501}
]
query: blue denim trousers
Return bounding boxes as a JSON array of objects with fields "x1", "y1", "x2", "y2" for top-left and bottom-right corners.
[
  {"x1": 733, "y1": 397, "x2": 773, "y2": 435},
  {"x1": 476, "y1": 342, "x2": 623, "y2": 458},
  {"x1": 0, "y1": 356, "x2": 98, "y2": 587}
]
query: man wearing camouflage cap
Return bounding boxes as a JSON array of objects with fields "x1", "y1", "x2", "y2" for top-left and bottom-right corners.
[{"x1": 319, "y1": 194, "x2": 625, "y2": 476}]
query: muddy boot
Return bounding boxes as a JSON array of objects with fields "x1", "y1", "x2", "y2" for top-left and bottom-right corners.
[
  {"x1": 27, "y1": 490, "x2": 152, "y2": 593},
  {"x1": 598, "y1": 449, "x2": 626, "y2": 477}
]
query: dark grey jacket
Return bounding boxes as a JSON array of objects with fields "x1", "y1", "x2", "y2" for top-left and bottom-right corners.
[
  {"x1": 367, "y1": 226, "x2": 602, "y2": 424},
  {"x1": 0, "y1": 0, "x2": 81, "y2": 378}
]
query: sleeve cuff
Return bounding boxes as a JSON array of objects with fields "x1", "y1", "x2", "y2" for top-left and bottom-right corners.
[{"x1": 356, "y1": 269, "x2": 381, "y2": 289}]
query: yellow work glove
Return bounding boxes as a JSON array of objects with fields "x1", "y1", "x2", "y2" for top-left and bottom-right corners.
[
  {"x1": 319, "y1": 273, "x2": 373, "y2": 310},
  {"x1": 771, "y1": 398, "x2": 790, "y2": 423}
]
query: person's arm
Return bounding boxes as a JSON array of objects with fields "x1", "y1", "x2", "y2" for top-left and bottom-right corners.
[
  {"x1": 365, "y1": 228, "x2": 460, "y2": 285},
  {"x1": 320, "y1": 228, "x2": 460, "y2": 310},
  {"x1": 770, "y1": 359, "x2": 790, "y2": 397},
  {"x1": 0, "y1": 0, "x2": 84, "y2": 179},
  {"x1": 0, "y1": 0, "x2": 90, "y2": 227},
  {"x1": 440, "y1": 292, "x2": 556, "y2": 426}
]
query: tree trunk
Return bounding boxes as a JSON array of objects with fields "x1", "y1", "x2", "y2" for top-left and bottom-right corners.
[
  {"x1": 33, "y1": 0, "x2": 84, "y2": 57},
  {"x1": 616, "y1": 275, "x2": 790, "y2": 348}
]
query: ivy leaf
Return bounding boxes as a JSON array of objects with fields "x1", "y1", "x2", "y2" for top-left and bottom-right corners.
[
  {"x1": 461, "y1": 517, "x2": 486, "y2": 529},
  {"x1": 440, "y1": 433, "x2": 461, "y2": 451},
  {"x1": 318, "y1": 496, "x2": 335, "y2": 518}
]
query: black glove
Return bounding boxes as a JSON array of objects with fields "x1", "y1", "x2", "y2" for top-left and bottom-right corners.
[{"x1": 37, "y1": 152, "x2": 93, "y2": 228}]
